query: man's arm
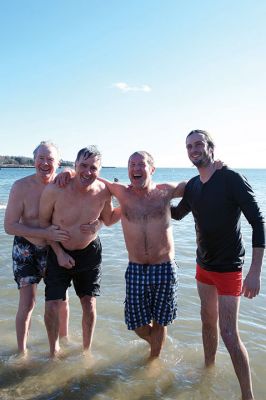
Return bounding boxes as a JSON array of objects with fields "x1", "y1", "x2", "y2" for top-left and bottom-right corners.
[
  {"x1": 171, "y1": 198, "x2": 191, "y2": 220},
  {"x1": 171, "y1": 183, "x2": 191, "y2": 221},
  {"x1": 97, "y1": 177, "x2": 126, "y2": 199},
  {"x1": 4, "y1": 182, "x2": 69, "y2": 241},
  {"x1": 230, "y1": 172, "x2": 265, "y2": 298},
  {"x1": 99, "y1": 195, "x2": 121, "y2": 226},
  {"x1": 39, "y1": 186, "x2": 75, "y2": 269},
  {"x1": 242, "y1": 247, "x2": 264, "y2": 299},
  {"x1": 172, "y1": 180, "x2": 187, "y2": 198}
]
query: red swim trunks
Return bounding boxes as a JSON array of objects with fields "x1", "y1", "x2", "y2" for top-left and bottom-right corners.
[{"x1": 195, "y1": 264, "x2": 242, "y2": 296}]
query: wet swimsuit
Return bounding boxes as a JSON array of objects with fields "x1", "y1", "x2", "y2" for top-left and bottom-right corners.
[
  {"x1": 195, "y1": 264, "x2": 242, "y2": 296},
  {"x1": 45, "y1": 237, "x2": 102, "y2": 301},
  {"x1": 125, "y1": 260, "x2": 178, "y2": 330},
  {"x1": 12, "y1": 236, "x2": 48, "y2": 289}
]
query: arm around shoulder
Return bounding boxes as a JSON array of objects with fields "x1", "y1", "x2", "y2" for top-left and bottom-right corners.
[
  {"x1": 99, "y1": 193, "x2": 121, "y2": 226},
  {"x1": 172, "y1": 180, "x2": 187, "y2": 198}
]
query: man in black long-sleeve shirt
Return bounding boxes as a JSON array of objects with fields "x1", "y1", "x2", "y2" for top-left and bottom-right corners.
[{"x1": 171, "y1": 130, "x2": 265, "y2": 400}]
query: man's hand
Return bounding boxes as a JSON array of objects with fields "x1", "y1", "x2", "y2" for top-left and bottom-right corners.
[
  {"x1": 56, "y1": 250, "x2": 75, "y2": 269},
  {"x1": 53, "y1": 169, "x2": 75, "y2": 187},
  {"x1": 214, "y1": 159, "x2": 226, "y2": 170},
  {"x1": 241, "y1": 270, "x2": 261, "y2": 299},
  {"x1": 80, "y1": 219, "x2": 103, "y2": 234},
  {"x1": 45, "y1": 225, "x2": 71, "y2": 242}
]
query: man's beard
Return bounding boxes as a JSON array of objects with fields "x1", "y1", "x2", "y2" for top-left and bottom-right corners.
[{"x1": 191, "y1": 154, "x2": 212, "y2": 168}]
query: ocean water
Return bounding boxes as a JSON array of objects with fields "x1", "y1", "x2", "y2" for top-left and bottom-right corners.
[{"x1": 0, "y1": 167, "x2": 265, "y2": 400}]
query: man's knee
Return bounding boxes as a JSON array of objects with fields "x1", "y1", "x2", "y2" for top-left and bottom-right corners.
[
  {"x1": 80, "y1": 295, "x2": 96, "y2": 314},
  {"x1": 201, "y1": 308, "x2": 218, "y2": 326},
  {"x1": 45, "y1": 300, "x2": 61, "y2": 316}
]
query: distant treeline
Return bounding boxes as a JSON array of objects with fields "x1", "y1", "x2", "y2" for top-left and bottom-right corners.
[{"x1": 0, "y1": 155, "x2": 74, "y2": 167}]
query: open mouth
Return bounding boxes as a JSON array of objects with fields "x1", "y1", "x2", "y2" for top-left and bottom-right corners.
[
  {"x1": 133, "y1": 174, "x2": 142, "y2": 179},
  {"x1": 39, "y1": 167, "x2": 51, "y2": 173},
  {"x1": 81, "y1": 175, "x2": 92, "y2": 184}
]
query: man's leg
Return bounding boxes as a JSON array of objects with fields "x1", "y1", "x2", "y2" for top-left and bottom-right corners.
[
  {"x1": 16, "y1": 284, "x2": 37, "y2": 354},
  {"x1": 44, "y1": 299, "x2": 62, "y2": 357},
  {"x1": 197, "y1": 281, "x2": 219, "y2": 366},
  {"x1": 80, "y1": 295, "x2": 96, "y2": 351},
  {"x1": 58, "y1": 296, "x2": 69, "y2": 340},
  {"x1": 135, "y1": 322, "x2": 166, "y2": 358},
  {"x1": 150, "y1": 322, "x2": 167, "y2": 358},
  {"x1": 219, "y1": 296, "x2": 254, "y2": 400},
  {"x1": 135, "y1": 324, "x2": 152, "y2": 344}
]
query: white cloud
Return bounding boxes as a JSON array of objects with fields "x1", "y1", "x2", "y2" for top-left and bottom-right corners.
[{"x1": 112, "y1": 82, "x2": 151, "y2": 92}]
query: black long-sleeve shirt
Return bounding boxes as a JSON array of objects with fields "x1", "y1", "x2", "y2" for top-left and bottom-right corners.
[{"x1": 171, "y1": 167, "x2": 265, "y2": 272}]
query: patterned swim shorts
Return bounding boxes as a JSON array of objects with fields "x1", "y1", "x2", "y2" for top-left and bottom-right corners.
[
  {"x1": 125, "y1": 260, "x2": 179, "y2": 330},
  {"x1": 12, "y1": 236, "x2": 48, "y2": 289}
]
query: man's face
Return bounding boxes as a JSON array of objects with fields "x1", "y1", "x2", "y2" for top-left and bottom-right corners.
[
  {"x1": 186, "y1": 132, "x2": 213, "y2": 168},
  {"x1": 128, "y1": 153, "x2": 155, "y2": 188},
  {"x1": 34, "y1": 145, "x2": 59, "y2": 183},
  {"x1": 75, "y1": 154, "x2": 101, "y2": 188}
]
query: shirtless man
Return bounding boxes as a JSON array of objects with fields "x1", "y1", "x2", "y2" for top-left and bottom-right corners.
[
  {"x1": 4, "y1": 141, "x2": 70, "y2": 356},
  {"x1": 99, "y1": 151, "x2": 186, "y2": 358},
  {"x1": 39, "y1": 146, "x2": 121, "y2": 357}
]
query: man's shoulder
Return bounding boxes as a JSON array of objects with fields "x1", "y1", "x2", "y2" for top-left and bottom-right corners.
[
  {"x1": 218, "y1": 166, "x2": 245, "y2": 181},
  {"x1": 14, "y1": 173, "x2": 36, "y2": 185},
  {"x1": 156, "y1": 182, "x2": 173, "y2": 190},
  {"x1": 12, "y1": 174, "x2": 37, "y2": 191},
  {"x1": 186, "y1": 174, "x2": 200, "y2": 187},
  {"x1": 42, "y1": 180, "x2": 62, "y2": 196}
]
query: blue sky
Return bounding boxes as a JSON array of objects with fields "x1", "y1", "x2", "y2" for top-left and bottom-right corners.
[{"x1": 0, "y1": 0, "x2": 265, "y2": 167}]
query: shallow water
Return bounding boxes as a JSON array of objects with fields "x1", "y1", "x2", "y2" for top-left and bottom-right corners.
[{"x1": 0, "y1": 167, "x2": 265, "y2": 400}]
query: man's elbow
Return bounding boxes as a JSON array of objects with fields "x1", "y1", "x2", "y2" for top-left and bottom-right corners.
[
  {"x1": 4, "y1": 221, "x2": 14, "y2": 235},
  {"x1": 102, "y1": 219, "x2": 112, "y2": 227}
]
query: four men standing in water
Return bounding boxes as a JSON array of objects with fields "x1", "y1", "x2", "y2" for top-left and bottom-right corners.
[{"x1": 4, "y1": 133, "x2": 265, "y2": 400}]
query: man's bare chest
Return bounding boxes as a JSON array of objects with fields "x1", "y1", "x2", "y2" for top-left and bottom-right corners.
[
  {"x1": 23, "y1": 192, "x2": 43, "y2": 220},
  {"x1": 122, "y1": 193, "x2": 170, "y2": 223},
  {"x1": 54, "y1": 192, "x2": 106, "y2": 224}
]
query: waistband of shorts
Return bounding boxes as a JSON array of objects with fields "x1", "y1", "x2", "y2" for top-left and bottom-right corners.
[
  {"x1": 59, "y1": 236, "x2": 101, "y2": 256},
  {"x1": 14, "y1": 236, "x2": 48, "y2": 250},
  {"x1": 128, "y1": 260, "x2": 176, "y2": 268},
  {"x1": 196, "y1": 262, "x2": 243, "y2": 273}
]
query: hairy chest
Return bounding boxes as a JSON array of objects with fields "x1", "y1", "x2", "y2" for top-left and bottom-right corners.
[{"x1": 122, "y1": 191, "x2": 170, "y2": 223}]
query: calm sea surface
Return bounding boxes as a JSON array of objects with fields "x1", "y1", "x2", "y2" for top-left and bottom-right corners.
[{"x1": 0, "y1": 167, "x2": 265, "y2": 400}]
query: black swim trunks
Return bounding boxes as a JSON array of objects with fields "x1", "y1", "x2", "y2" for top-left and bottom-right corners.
[
  {"x1": 44, "y1": 237, "x2": 102, "y2": 301},
  {"x1": 12, "y1": 236, "x2": 48, "y2": 289}
]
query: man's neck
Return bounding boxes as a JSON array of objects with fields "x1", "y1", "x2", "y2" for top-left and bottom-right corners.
[
  {"x1": 132, "y1": 181, "x2": 154, "y2": 195},
  {"x1": 35, "y1": 172, "x2": 55, "y2": 185},
  {"x1": 73, "y1": 177, "x2": 94, "y2": 193},
  {"x1": 198, "y1": 162, "x2": 217, "y2": 183}
]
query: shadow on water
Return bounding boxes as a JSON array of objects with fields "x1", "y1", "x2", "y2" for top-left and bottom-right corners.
[
  {"x1": 0, "y1": 340, "x2": 200, "y2": 400},
  {"x1": 0, "y1": 343, "x2": 222, "y2": 400}
]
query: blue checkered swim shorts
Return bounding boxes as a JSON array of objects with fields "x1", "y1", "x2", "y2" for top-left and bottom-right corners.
[{"x1": 125, "y1": 260, "x2": 179, "y2": 330}]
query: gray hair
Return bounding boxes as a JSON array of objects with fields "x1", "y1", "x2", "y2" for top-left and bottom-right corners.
[
  {"x1": 33, "y1": 141, "x2": 60, "y2": 160},
  {"x1": 75, "y1": 145, "x2": 102, "y2": 163},
  {"x1": 128, "y1": 151, "x2": 155, "y2": 167}
]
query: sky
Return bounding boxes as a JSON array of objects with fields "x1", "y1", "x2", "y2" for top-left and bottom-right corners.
[{"x1": 0, "y1": 0, "x2": 265, "y2": 168}]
